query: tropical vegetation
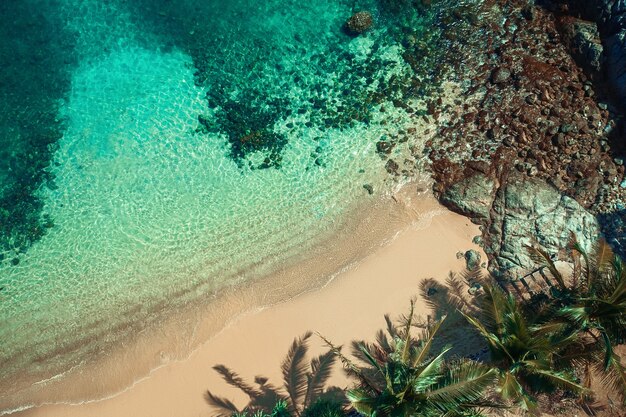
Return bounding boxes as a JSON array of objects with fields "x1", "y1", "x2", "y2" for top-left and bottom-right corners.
[
  {"x1": 321, "y1": 300, "x2": 498, "y2": 417},
  {"x1": 205, "y1": 331, "x2": 345, "y2": 417},
  {"x1": 206, "y1": 238, "x2": 626, "y2": 417}
]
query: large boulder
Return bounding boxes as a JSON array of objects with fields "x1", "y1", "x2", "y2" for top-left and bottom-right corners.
[
  {"x1": 440, "y1": 173, "x2": 496, "y2": 220},
  {"x1": 344, "y1": 11, "x2": 374, "y2": 36},
  {"x1": 486, "y1": 176, "x2": 600, "y2": 277},
  {"x1": 558, "y1": 17, "x2": 604, "y2": 77}
]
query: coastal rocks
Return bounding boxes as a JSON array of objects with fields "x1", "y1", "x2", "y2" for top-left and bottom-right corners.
[
  {"x1": 440, "y1": 173, "x2": 496, "y2": 220},
  {"x1": 486, "y1": 177, "x2": 599, "y2": 277},
  {"x1": 384, "y1": 159, "x2": 399, "y2": 175},
  {"x1": 422, "y1": 1, "x2": 626, "y2": 279},
  {"x1": 557, "y1": 17, "x2": 604, "y2": 77},
  {"x1": 605, "y1": 30, "x2": 626, "y2": 105},
  {"x1": 464, "y1": 249, "x2": 481, "y2": 270},
  {"x1": 490, "y1": 67, "x2": 511, "y2": 84},
  {"x1": 429, "y1": 1, "x2": 625, "y2": 214},
  {"x1": 561, "y1": 0, "x2": 626, "y2": 107},
  {"x1": 344, "y1": 11, "x2": 373, "y2": 36}
]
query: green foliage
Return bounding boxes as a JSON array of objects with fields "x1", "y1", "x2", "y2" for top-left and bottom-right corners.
[
  {"x1": 527, "y1": 238, "x2": 626, "y2": 405},
  {"x1": 230, "y1": 400, "x2": 290, "y2": 417},
  {"x1": 206, "y1": 332, "x2": 345, "y2": 417},
  {"x1": 300, "y1": 398, "x2": 345, "y2": 417},
  {"x1": 461, "y1": 278, "x2": 586, "y2": 411},
  {"x1": 323, "y1": 300, "x2": 497, "y2": 417},
  {"x1": 208, "y1": 236, "x2": 626, "y2": 416}
]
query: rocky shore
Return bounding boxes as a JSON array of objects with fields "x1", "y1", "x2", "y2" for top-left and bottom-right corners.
[{"x1": 419, "y1": 0, "x2": 626, "y2": 277}]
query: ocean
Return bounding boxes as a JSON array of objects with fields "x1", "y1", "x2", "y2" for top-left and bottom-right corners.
[{"x1": 0, "y1": 0, "x2": 478, "y2": 412}]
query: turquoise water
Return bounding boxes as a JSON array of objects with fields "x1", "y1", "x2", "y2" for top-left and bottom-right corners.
[{"x1": 0, "y1": 0, "x2": 481, "y2": 410}]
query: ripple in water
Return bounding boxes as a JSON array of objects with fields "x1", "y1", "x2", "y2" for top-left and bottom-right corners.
[{"x1": 0, "y1": 0, "x2": 469, "y2": 410}]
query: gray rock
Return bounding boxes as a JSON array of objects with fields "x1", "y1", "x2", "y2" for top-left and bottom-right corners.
[
  {"x1": 464, "y1": 249, "x2": 481, "y2": 270},
  {"x1": 561, "y1": 18, "x2": 604, "y2": 76},
  {"x1": 440, "y1": 173, "x2": 496, "y2": 220},
  {"x1": 491, "y1": 67, "x2": 511, "y2": 84},
  {"x1": 565, "y1": 0, "x2": 626, "y2": 107},
  {"x1": 487, "y1": 176, "x2": 599, "y2": 278}
]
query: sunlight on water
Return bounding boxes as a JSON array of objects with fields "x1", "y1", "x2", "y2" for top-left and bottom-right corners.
[{"x1": 0, "y1": 0, "x2": 455, "y2": 409}]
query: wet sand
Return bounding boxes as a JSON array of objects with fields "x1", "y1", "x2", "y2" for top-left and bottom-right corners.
[{"x1": 17, "y1": 195, "x2": 481, "y2": 417}]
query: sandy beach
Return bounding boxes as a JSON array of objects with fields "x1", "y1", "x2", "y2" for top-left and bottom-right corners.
[{"x1": 15, "y1": 194, "x2": 482, "y2": 417}]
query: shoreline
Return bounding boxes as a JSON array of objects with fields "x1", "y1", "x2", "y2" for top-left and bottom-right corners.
[
  {"x1": 0, "y1": 179, "x2": 434, "y2": 413},
  {"x1": 10, "y1": 190, "x2": 482, "y2": 417}
]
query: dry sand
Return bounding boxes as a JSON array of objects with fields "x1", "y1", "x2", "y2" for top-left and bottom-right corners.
[{"x1": 17, "y1": 196, "x2": 482, "y2": 417}]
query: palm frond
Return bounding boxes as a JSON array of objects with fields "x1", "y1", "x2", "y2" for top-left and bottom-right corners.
[
  {"x1": 531, "y1": 368, "x2": 587, "y2": 394},
  {"x1": 412, "y1": 316, "x2": 446, "y2": 367},
  {"x1": 356, "y1": 342, "x2": 384, "y2": 373},
  {"x1": 427, "y1": 361, "x2": 496, "y2": 412},
  {"x1": 384, "y1": 314, "x2": 398, "y2": 339},
  {"x1": 281, "y1": 332, "x2": 312, "y2": 413},
  {"x1": 460, "y1": 310, "x2": 513, "y2": 363},
  {"x1": 318, "y1": 333, "x2": 379, "y2": 393},
  {"x1": 351, "y1": 340, "x2": 379, "y2": 365},
  {"x1": 419, "y1": 278, "x2": 446, "y2": 314},
  {"x1": 213, "y1": 364, "x2": 262, "y2": 398},
  {"x1": 601, "y1": 331, "x2": 614, "y2": 371},
  {"x1": 447, "y1": 272, "x2": 477, "y2": 313},
  {"x1": 569, "y1": 233, "x2": 589, "y2": 290},
  {"x1": 303, "y1": 350, "x2": 336, "y2": 408},
  {"x1": 400, "y1": 299, "x2": 416, "y2": 363},
  {"x1": 479, "y1": 283, "x2": 509, "y2": 337},
  {"x1": 595, "y1": 239, "x2": 615, "y2": 279},
  {"x1": 375, "y1": 329, "x2": 391, "y2": 354},
  {"x1": 345, "y1": 388, "x2": 377, "y2": 416},
  {"x1": 416, "y1": 346, "x2": 452, "y2": 392},
  {"x1": 526, "y1": 244, "x2": 566, "y2": 290},
  {"x1": 597, "y1": 351, "x2": 626, "y2": 405},
  {"x1": 205, "y1": 390, "x2": 241, "y2": 416},
  {"x1": 498, "y1": 371, "x2": 538, "y2": 412}
]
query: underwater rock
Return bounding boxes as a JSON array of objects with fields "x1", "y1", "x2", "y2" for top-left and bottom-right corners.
[
  {"x1": 376, "y1": 140, "x2": 394, "y2": 155},
  {"x1": 344, "y1": 11, "x2": 373, "y2": 36},
  {"x1": 384, "y1": 159, "x2": 399, "y2": 175},
  {"x1": 363, "y1": 184, "x2": 374, "y2": 195}
]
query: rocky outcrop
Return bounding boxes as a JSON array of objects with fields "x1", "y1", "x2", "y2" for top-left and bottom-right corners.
[
  {"x1": 440, "y1": 172, "x2": 600, "y2": 278},
  {"x1": 440, "y1": 174, "x2": 496, "y2": 220},
  {"x1": 557, "y1": 17, "x2": 604, "y2": 77},
  {"x1": 485, "y1": 176, "x2": 599, "y2": 277},
  {"x1": 559, "y1": 0, "x2": 626, "y2": 106},
  {"x1": 428, "y1": 2, "x2": 625, "y2": 217}
]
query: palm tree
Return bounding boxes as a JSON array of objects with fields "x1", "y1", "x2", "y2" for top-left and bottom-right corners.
[
  {"x1": 322, "y1": 300, "x2": 498, "y2": 417},
  {"x1": 528, "y1": 238, "x2": 626, "y2": 404},
  {"x1": 461, "y1": 280, "x2": 587, "y2": 412},
  {"x1": 205, "y1": 332, "x2": 344, "y2": 417}
]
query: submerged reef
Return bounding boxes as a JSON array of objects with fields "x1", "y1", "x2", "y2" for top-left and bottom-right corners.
[{"x1": 0, "y1": 1, "x2": 76, "y2": 263}]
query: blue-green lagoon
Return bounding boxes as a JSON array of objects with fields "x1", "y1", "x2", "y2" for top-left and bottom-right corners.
[{"x1": 0, "y1": 0, "x2": 475, "y2": 411}]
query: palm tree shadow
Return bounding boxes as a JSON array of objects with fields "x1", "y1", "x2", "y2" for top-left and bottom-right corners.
[
  {"x1": 205, "y1": 332, "x2": 345, "y2": 417},
  {"x1": 417, "y1": 269, "x2": 489, "y2": 361}
]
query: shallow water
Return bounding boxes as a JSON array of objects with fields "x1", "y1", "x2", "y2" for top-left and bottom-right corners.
[{"x1": 0, "y1": 0, "x2": 478, "y2": 411}]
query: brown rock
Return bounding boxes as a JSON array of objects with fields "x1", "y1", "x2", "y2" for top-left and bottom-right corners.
[
  {"x1": 385, "y1": 159, "x2": 399, "y2": 175},
  {"x1": 345, "y1": 11, "x2": 373, "y2": 35}
]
